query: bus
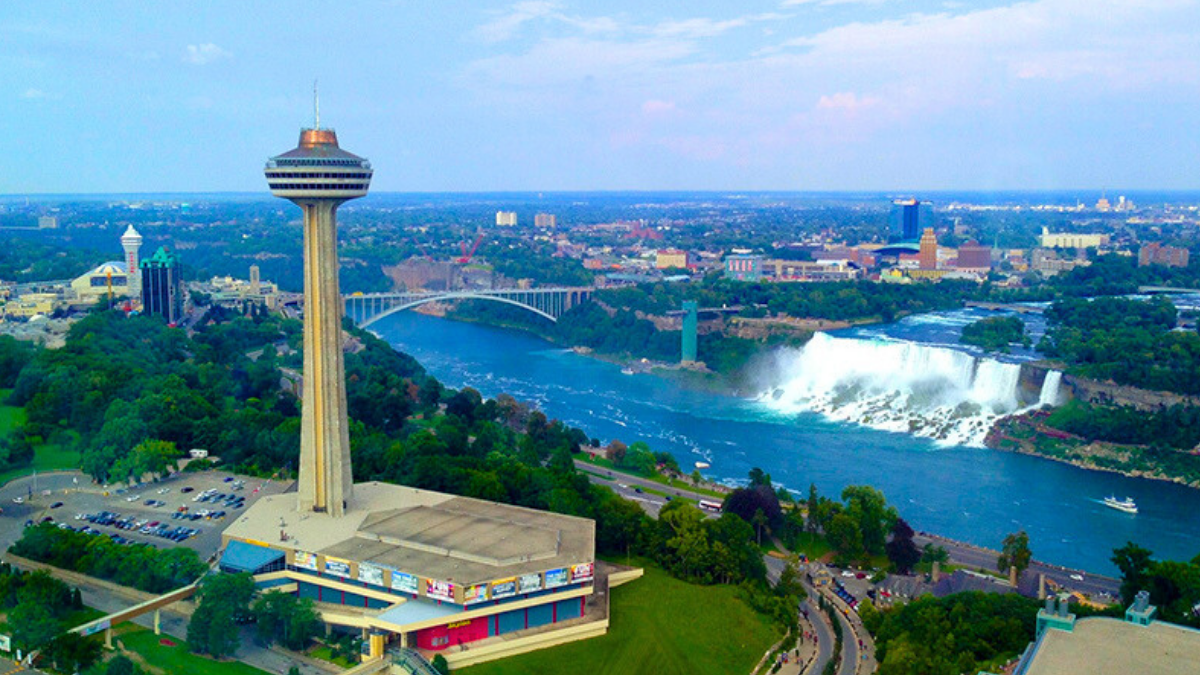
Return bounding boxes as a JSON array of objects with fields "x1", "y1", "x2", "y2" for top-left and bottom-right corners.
[{"x1": 698, "y1": 499, "x2": 723, "y2": 513}]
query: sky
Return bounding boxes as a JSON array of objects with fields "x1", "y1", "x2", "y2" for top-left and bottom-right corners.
[{"x1": 1, "y1": 0, "x2": 1198, "y2": 193}]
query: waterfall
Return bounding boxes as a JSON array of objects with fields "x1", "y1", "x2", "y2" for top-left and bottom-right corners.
[
  {"x1": 1039, "y1": 370, "x2": 1064, "y2": 407},
  {"x1": 760, "y1": 332, "x2": 1027, "y2": 447}
]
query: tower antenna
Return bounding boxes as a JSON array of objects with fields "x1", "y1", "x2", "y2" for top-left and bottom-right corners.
[{"x1": 313, "y1": 80, "x2": 320, "y2": 130}]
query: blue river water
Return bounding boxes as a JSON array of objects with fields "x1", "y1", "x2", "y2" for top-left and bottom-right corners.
[{"x1": 372, "y1": 311, "x2": 1200, "y2": 576}]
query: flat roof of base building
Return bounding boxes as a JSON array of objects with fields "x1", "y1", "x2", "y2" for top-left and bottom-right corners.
[
  {"x1": 222, "y1": 481, "x2": 594, "y2": 591},
  {"x1": 1023, "y1": 617, "x2": 1200, "y2": 675}
]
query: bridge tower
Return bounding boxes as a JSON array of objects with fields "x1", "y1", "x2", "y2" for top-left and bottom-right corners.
[
  {"x1": 264, "y1": 103, "x2": 372, "y2": 517},
  {"x1": 681, "y1": 300, "x2": 698, "y2": 364}
]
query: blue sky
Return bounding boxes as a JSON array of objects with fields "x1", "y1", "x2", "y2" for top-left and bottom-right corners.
[{"x1": 2, "y1": 0, "x2": 1198, "y2": 193}]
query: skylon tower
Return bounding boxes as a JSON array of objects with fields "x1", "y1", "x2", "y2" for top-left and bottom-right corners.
[{"x1": 265, "y1": 100, "x2": 372, "y2": 517}]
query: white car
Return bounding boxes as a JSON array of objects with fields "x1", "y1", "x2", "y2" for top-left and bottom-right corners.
[
  {"x1": 125, "y1": 495, "x2": 140, "y2": 502},
  {"x1": 157, "y1": 488, "x2": 170, "y2": 494},
  {"x1": 12, "y1": 497, "x2": 23, "y2": 504},
  {"x1": 842, "y1": 571, "x2": 855, "y2": 578},
  {"x1": 1069, "y1": 573, "x2": 1084, "y2": 581}
]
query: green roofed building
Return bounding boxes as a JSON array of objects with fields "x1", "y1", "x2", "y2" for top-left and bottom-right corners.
[{"x1": 140, "y1": 246, "x2": 182, "y2": 325}]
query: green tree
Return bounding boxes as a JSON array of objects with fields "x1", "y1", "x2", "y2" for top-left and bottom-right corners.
[
  {"x1": 106, "y1": 654, "x2": 138, "y2": 675},
  {"x1": 997, "y1": 531, "x2": 1033, "y2": 577},
  {"x1": 189, "y1": 572, "x2": 256, "y2": 657},
  {"x1": 253, "y1": 591, "x2": 322, "y2": 651},
  {"x1": 43, "y1": 632, "x2": 103, "y2": 674},
  {"x1": 10, "y1": 599, "x2": 60, "y2": 651},
  {"x1": 885, "y1": 518, "x2": 921, "y2": 575},
  {"x1": 431, "y1": 653, "x2": 451, "y2": 675},
  {"x1": 1112, "y1": 542, "x2": 1154, "y2": 605}
]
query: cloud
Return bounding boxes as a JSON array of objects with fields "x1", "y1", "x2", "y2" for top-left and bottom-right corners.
[
  {"x1": 475, "y1": 1, "x2": 620, "y2": 42},
  {"x1": 641, "y1": 99, "x2": 677, "y2": 115},
  {"x1": 816, "y1": 92, "x2": 881, "y2": 111},
  {"x1": 463, "y1": 0, "x2": 1200, "y2": 173},
  {"x1": 20, "y1": 88, "x2": 46, "y2": 99},
  {"x1": 183, "y1": 43, "x2": 231, "y2": 65}
]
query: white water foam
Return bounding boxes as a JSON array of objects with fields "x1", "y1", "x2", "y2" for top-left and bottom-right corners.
[{"x1": 760, "y1": 332, "x2": 1033, "y2": 447}]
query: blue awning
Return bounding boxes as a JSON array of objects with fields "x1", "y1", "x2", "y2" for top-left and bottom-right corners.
[{"x1": 220, "y1": 540, "x2": 285, "y2": 574}]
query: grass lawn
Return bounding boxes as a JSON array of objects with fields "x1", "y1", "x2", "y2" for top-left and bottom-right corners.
[
  {"x1": 0, "y1": 390, "x2": 24, "y2": 436},
  {"x1": 116, "y1": 628, "x2": 271, "y2": 675},
  {"x1": 460, "y1": 563, "x2": 781, "y2": 675},
  {"x1": 0, "y1": 443, "x2": 82, "y2": 486},
  {"x1": 789, "y1": 532, "x2": 833, "y2": 562},
  {"x1": 308, "y1": 645, "x2": 358, "y2": 668}
]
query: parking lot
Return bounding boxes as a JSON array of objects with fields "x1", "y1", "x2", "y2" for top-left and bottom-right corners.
[{"x1": 0, "y1": 469, "x2": 293, "y2": 562}]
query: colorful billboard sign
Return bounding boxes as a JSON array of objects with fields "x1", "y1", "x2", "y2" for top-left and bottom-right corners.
[
  {"x1": 293, "y1": 551, "x2": 318, "y2": 571},
  {"x1": 570, "y1": 563, "x2": 594, "y2": 583},
  {"x1": 518, "y1": 572, "x2": 542, "y2": 594},
  {"x1": 490, "y1": 577, "x2": 517, "y2": 600},
  {"x1": 324, "y1": 557, "x2": 352, "y2": 578},
  {"x1": 463, "y1": 583, "x2": 489, "y2": 605},
  {"x1": 425, "y1": 579, "x2": 455, "y2": 603},
  {"x1": 391, "y1": 570, "x2": 419, "y2": 595},
  {"x1": 544, "y1": 567, "x2": 568, "y2": 589},
  {"x1": 358, "y1": 563, "x2": 385, "y2": 587}
]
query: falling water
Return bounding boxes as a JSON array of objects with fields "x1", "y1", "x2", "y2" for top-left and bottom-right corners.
[{"x1": 760, "y1": 332, "x2": 1029, "y2": 446}]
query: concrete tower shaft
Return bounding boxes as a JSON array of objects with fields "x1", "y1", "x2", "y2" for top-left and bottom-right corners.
[{"x1": 266, "y1": 126, "x2": 371, "y2": 517}]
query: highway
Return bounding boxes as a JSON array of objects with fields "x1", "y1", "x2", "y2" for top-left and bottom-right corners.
[{"x1": 915, "y1": 532, "x2": 1121, "y2": 601}]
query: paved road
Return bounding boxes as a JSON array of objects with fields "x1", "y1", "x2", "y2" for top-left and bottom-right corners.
[
  {"x1": 0, "y1": 654, "x2": 41, "y2": 675},
  {"x1": 916, "y1": 532, "x2": 1120, "y2": 600}
]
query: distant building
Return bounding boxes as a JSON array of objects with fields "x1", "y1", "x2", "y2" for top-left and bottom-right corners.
[
  {"x1": 121, "y1": 225, "x2": 143, "y2": 302},
  {"x1": 495, "y1": 211, "x2": 517, "y2": 227},
  {"x1": 918, "y1": 227, "x2": 938, "y2": 270},
  {"x1": 1138, "y1": 243, "x2": 1189, "y2": 268},
  {"x1": 1031, "y1": 249, "x2": 1089, "y2": 277},
  {"x1": 534, "y1": 213, "x2": 557, "y2": 228},
  {"x1": 1040, "y1": 227, "x2": 1108, "y2": 249},
  {"x1": 724, "y1": 254, "x2": 763, "y2": 281},
  {"x1": 655, "y1": 249, "x2": 690, "y2": 270},
  {"x1": 891, "y1": 199, "x2": 923, "y2": 242},
  {"x1": 141, "y1": 246, "x2": 183, "y2": 324},
  {"x1": 760, "y1": 259, "x2": 861, "y2": 282},
  {"x1": 1095, "y1": 196, "x2": 1111, "y2": 212},
  {"x1": 70, "y1": 261, "x2": 129, "y2": 304},
  {"x1": 956, "y1": 240, "x2": 992, "y2": 271},
  {"x1": 37, "y1": 215, "x2": 57, "y2": 230}
]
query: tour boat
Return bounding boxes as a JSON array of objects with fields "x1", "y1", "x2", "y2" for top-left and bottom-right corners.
[
  {"x1": 1103, "y1": 495, "x2": 1138, "y2": 514},
  {"x1": 621, "y1": 367, "x2": 635, "y2": 375},
  {"x1": 694, "y1": 461, "x2": 711, "y2": 470}
]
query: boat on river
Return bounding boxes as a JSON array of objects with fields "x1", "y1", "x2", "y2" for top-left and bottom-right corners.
[{"x1": 1103, "y1": 495, "x2": 1138, "y2": 514}]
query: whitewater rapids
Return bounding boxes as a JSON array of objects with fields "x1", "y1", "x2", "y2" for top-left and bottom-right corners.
[{"x1": 759, "y1": 332, "x2": 1061, "y2": 447}]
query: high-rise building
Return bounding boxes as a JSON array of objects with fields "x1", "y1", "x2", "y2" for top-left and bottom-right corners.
[
  {"x1": 38, "y1": 215, "x2": 58, "y2": 229},
  {"x1": 140, "y1": 246, "x2": 182, "y2": 324},
  {"x1": 1139, "y1": 243, "x2": 1190, "y2": 268},
  {"x1": 220, "y1": 111, "x2": 603, "y2": 664},
  {"x1": 495, "y1": 211, "x2": 517, "y2": 227},
  {"x1": 918, "y1": 227, "x2": 939, "y2": 270},
  {"x1": 121, "y1": 225, "x2": 143, "y2": 302},
  {"x1": 264, "y1": 114, "x2": 372, "y2": 517},
  {"x1": 956, "y1": 240, "x2": 992, "y2": 270},
  {"x1": 892, "y1": 199, "x2": 922, "y2": 242},
  {"x1": 249, "y1": 264, "x2": 261, "y2": 294},
  {"x1": 534, "y1": 213, "x2": 556, "y2": 228}
]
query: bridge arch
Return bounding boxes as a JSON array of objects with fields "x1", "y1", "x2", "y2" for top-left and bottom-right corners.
[{"x1": 355, "y1": 292, "x2": 559, "y2": 328}]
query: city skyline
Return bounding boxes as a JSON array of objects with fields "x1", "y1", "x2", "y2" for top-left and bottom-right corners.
[{"x1": 2, "y1": 0, "x2": 1199, "y2": 194}]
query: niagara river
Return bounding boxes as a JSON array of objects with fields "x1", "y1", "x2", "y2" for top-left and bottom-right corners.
[{"x1": 372, "y1": 307, "x2": 1200, "y2": 576}]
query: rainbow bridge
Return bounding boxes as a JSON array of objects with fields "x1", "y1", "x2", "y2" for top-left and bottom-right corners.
[{"x1": 343, "y1": 287, "x2": 593, "y2": 327}]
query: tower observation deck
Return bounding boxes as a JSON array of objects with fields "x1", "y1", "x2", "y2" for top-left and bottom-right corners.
[{"x1": 265, "y1": 124, "x2": 372, "y2": 517}]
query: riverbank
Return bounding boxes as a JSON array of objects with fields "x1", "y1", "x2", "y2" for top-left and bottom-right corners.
[{"x1": 986, "y1": 412, "x2": 1200, "y2": 489}]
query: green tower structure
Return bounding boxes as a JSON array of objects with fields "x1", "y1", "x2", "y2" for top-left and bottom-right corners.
[{"x1": 681, "y1": 300, "x2": 698, "y2": 364}]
